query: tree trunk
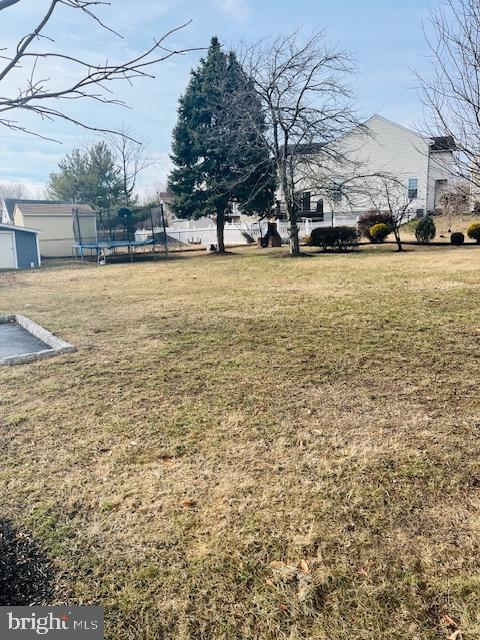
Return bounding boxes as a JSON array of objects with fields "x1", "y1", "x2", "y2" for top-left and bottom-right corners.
[
  {"x1": 287, "y1": 203, "x2": 300, "y2": 256},
  {"x1": 393, "y1": 227, "x2": 403, "y2": 252},
  {"x1": 216, "y1": 209, "x2": 225, "y2": 254}
]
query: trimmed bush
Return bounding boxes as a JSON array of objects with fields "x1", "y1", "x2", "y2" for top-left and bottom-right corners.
[
  {"x1": 450, "y1": 232, "x2": 465, "y2": 245},
  {"x1": 310, "y1": 226, "x2": 359, "y2": 251},
  {"x1": 370, "y1": 223, "x2": 391, "y2": 243},
  {"x1": 358, "y1": 210, "x2": 394, "y2": 242},
  {"x1": 467, "y1": 222, "x2": 480, "y2": 243},
  {"x1": 415, "y1": 215, "x2": 436, "y2": 244}
]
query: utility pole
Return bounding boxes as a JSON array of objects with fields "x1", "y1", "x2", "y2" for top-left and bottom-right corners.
[
  {"x1": 160, "y1": 201, "x2": 168, "y2": 256},
  {"x1": 150, "y1": 206, "x2": 157, "y2": 260},
  {"x1": 72, "y1": 191, "x2": 83, "y2": 261}
]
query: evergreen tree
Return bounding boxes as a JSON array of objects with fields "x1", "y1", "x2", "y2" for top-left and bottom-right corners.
[
  {"x1": 48, "y1": 142, "x2": 122, "y2": 211},
  {"x1": 168, "y1": 37, "x2": 274, "y2": 253},
  {"x1": 415, "y1": 215, "x2": 436, "y2": 244}
]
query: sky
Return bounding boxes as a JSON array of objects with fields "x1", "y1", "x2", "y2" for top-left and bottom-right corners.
[{"x1": 0, "y1": 0, "x2": 438, "y2": 198}]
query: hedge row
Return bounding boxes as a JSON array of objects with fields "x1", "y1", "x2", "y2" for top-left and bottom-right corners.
[{"x1": 306, "y1": 226, "x2": 359, "y2": 251}]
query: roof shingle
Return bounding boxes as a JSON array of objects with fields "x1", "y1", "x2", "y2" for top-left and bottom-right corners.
[{"x1": 14, "y1": 201, "x2": 95, "y2": 217}]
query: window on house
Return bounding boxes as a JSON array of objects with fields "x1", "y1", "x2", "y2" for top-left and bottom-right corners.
[
  {"x1": 302, "y1": 191, "x2": 311, "y2": 212},
  {"x1": 408, "y1": 178, "x2": 419, "y2": 200},
  {"x1": 331, "y1": 182, "x2": 342, "y2": 203},
  {"x1": 314, "y1": 200, "x2": 324, "y2": 221}
]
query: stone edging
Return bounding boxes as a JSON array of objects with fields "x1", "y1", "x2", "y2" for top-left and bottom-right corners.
[{"x1": 0, "y1": 314, "x2": 76, "y2": 365}]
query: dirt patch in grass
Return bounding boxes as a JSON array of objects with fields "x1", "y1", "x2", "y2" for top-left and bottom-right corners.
[{"x1": 0, "y1": 245, "x2": 479, "y2": 638}]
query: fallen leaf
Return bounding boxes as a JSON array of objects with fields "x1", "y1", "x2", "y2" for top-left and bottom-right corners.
[
  {"x1": 269, "y1": 561, "x2": 285, "y2": 570},
  {"x1": 182, "y1": 499, "x2": 197, "y2": 508},
  {"x1": 443, "y1": 616, "x2": 459, "y2": 629},
  {"x1": 298, "y1": 559, "x2": 310, "y2": 573},
  {"x1": 265, "y1": 578, "x2": 274, "y2": 587},
  {"x1": 448, "y1": 631, "x2": 462, "y2": 640}
]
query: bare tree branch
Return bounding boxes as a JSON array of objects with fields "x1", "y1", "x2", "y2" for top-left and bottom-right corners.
[
  {"x1": 416, "y1": 0, "x2": 480, "y2": 195},
  {"x1": 240, "y1": 30, "x2": 360, "y2": 255},
  {"x1": 365, "y1": 175, "x2": 415, "y2": 251},
  {"x1": 0, "y1": 0, "x2": 21, "y2": 10},
  {"x1": 104, "y1": 124, "x2": 152, "y2": 206},
  {"x1": 0, "y1": 1, "x2": 200, "y2": 140}
]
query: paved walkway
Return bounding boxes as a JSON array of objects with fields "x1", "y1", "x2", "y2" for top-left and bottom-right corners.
[{"x1": 0, "y1": 323, "x2": 48, "y2": 359}]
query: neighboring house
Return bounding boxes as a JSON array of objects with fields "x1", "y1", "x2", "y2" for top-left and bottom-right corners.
[
  {"x1": 290, "y1": 114, "x2": 458, "y2": 220},
  {"x1": 0, "y1": 223, "x2": 40, "y2": 270},
  {"x1": 5, "y1": 200, "x2": 97, "y2": 258}
]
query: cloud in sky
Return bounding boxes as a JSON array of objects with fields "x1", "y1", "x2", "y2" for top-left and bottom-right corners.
[
  {"x1": 0, "y1": 0, "x2": 436, "y2": 195},
  {"x1": 210, "y1": 0, "x2": 250, "y2": 23},
  {"x1": 136, "y1": 152, "x2": 173, "y2": 202}
]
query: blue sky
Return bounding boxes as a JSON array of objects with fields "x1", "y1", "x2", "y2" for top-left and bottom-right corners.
[{"x1": 0, "y1": 0, "x2": 436, "y2": 197}]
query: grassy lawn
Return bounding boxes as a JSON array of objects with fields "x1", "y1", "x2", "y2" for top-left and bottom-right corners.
[
  {"x1": 401, "y1": 213, "x2": 480, "y2": 242},
  {"x1": 1, "y1": 245, "x2": 479, "y2": 639}
]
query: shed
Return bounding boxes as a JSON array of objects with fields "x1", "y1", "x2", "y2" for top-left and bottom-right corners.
[
  {"x1": 0, "y1": 223, "x2": 41, "y2": 270},
  {"x1": 6, "y1": 200, "x2": 96, "y2": 258}
]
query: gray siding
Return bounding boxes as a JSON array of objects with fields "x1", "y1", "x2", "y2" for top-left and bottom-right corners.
[{"x1": 15, "y1": 229, "x2": 39, "y2": 268}]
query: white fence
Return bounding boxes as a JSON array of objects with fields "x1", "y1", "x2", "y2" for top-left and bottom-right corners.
[
  {"x1": 249, "y1": 215, "x2": 360, "y2": 243},
  {"x1": 135, "y1": 223, "x2": 250, "y2": 246},
  {"x1": 135, "y1": 214, "x2": 361, "y2": 247}
]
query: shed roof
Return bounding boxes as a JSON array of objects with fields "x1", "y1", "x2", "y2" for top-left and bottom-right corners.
[
  {"x1": 0, "y1": 222, "x2": 40, "y2": 234},
  {"x1": 15, "y1": 202, "x2": 95, "y2": 217},
  {"x1": 3, "y1": 198, "x2": 65, "y2": 220}
]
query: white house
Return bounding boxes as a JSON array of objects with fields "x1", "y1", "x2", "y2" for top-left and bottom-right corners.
[
  {"x1": 291, "y1": 114, "x2": 458, "y2": 220},
  {"x1": 2, "y1": 199, "x2": 97, "y2": 258}
]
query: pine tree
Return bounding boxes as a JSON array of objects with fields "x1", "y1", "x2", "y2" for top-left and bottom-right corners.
[
  {"x1": 48, "y1": 142, "x2": 123, "y2": 211},
  {"x1": 168, "y1": 37, "x2": 274, "y2": 253}
]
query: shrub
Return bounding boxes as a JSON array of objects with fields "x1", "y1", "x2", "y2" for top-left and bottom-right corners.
[
  {"x1": 358, "y1": 210, "x2": 394, "y2": 242},
  {"x1": 415, "y1": 215, "x2": 436, "y2": 244},
  {"x1": 310, "y1": 226, "x2": 359, "y2": 251},
  {"x1": 450, "y1": 232, "x2": 465, "y2": 245},
  {"x1": 369, "y1": 223, "x2": 391, "y2": 243},
  {"x1": 467, "y1": 222, "x2": 480, "y2": 243}
]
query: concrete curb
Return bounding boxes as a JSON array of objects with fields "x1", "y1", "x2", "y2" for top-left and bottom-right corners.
[{"x1": 0, "y1": 314, "x2": 76, "y2": 365}]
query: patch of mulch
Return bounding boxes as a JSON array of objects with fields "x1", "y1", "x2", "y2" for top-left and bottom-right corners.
[{"x1": 0, "y1": 519, "x2": 54, "y2": 605}]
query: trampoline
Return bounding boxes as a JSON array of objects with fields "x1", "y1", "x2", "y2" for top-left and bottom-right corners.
[{"x1": 72, "y1": 238, "x2": 155, "y2": 263}]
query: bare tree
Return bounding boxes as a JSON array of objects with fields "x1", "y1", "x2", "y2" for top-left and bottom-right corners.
[
  {"x1": 0, "y1": 1, "x2": 197, "y2": 140},
  {"x1": 0, "y1": 181, "x2": 26, "y2": 202},
  {"x1": 417, "y1": 0, "x2": 480, "y2": 192},
  {"x1": 242, "y1": 31, "x2": 359, "y2": 255},
  {"x1": 0, "y1": 181, "x2": 26, "y2": 221},
  {"x1": 105, "y1": 125, "x2": 151, "y2": 206},
  {"x1": 369, "y1": 176, "x2": 415, "y2": 252},
  {"x1": 440, "y1": 183, "x2": 470, "y2": 231}
]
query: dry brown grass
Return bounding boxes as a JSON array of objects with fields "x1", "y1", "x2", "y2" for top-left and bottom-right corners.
[
  {"x1": 401, "y1": 213, "x2": 480, "y2": 242},
  {"x1": 1, "y1": 244, "x2": 480, "y2": 639}
]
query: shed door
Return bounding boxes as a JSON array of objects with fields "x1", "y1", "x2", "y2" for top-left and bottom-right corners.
[{"x1": 0, "y1": 231, "x2": 16, "y2": 269}]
